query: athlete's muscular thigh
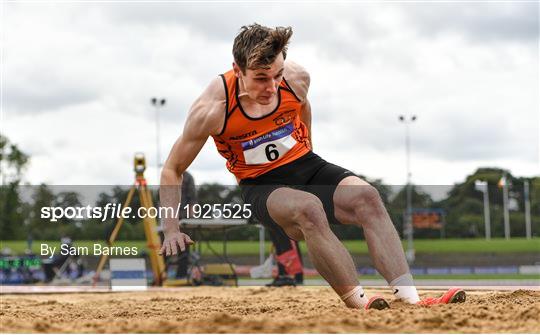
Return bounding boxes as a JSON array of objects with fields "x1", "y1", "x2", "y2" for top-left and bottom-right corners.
[
  {"x1": 266, "y1": 187, "x2": 323, "y2": 241},
  {"x1": 333, "y1": 175, "x2": 374, "y2": 225}
]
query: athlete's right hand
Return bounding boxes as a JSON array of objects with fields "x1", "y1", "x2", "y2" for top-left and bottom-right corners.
[{"x1": 159, "y1": 230, "x2": 194, "y2": 256}]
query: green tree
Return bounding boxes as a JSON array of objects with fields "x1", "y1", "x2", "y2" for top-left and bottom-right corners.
[
  {"x1": 27, "y1": 184, "x2": 56, "y2": 240},
  {"x1": 437, "y1": 168, "x2": 540, "y2": 238},
  {"x1": 0, "y1": 134, "x2": 30, "y2": 239}
]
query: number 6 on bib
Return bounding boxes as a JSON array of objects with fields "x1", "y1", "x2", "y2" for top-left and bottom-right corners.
[{"x1": 241, "y1": 123, "x2": 297, "y2": 165}]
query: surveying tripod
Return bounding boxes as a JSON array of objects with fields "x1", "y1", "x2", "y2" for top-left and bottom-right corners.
[{"x1": 93, "y1": 153, "x2": 166, "y2": 286}]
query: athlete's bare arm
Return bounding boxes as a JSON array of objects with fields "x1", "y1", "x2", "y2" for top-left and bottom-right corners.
[
  {"x1": 300, "y1": 99, "x2": 312, "y2": 149},
  {"x1": 284, "y1": 61, "x2": 312, "y2": 149},
  {"x1": 159, "y1": 77, "x2": 226, "y2": 256}
]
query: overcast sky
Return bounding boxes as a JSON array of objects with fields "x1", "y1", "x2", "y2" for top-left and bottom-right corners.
[{"x1": 1, "y1": 1, "x2": 538, "y2": 189}]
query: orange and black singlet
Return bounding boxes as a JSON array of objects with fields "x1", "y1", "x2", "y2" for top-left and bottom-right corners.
[{"x1": 211, "y1": 70, "x2": 311, "y2": 181}]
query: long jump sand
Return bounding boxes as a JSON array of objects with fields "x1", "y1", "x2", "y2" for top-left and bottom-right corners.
[{"x1": 1, "y1": 287, "x2": 539, "y2": 333}]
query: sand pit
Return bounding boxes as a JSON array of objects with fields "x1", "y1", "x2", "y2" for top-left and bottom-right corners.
[{"x1": 1, "y1": 287, "x2": 539, "y2": 333}]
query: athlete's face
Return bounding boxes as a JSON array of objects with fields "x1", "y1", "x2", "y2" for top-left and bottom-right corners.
[{"x1": 234, "y1": 53, "x2": 284, "y2": 105}]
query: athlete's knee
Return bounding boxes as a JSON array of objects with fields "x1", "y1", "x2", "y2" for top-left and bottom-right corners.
[
  {"x1": 349, "y1": 185, "x2": 386, "y2": 222},
  {"x1": 291, "y1": 194, "x2": 327, "y2": 232}
]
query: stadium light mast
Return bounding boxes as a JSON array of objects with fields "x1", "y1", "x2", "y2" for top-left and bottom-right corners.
[
  {"x1": 499, "y1": 172, "x2": 511, "y2": 240},
  {"x1": 151, "y1": 97, "x2": 166, "y2": 183},
  {"x1": 474, "y1": 180, "x2": 491, "y2": 240},
  {"x1": 399, "y1": 114, "x2": 417, "y2": 264},
  {"x1": 524, "y1": 179, "x2": 531, "y2": 239}
]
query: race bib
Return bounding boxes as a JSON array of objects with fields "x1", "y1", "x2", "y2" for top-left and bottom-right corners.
[{"x1": 241, "y1": 123, "x2": 297, "y2": 165}]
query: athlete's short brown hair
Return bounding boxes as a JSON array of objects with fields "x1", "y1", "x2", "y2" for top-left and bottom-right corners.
[{"x1": 233, "y1": 23, "x2": 293, "y2": 73}]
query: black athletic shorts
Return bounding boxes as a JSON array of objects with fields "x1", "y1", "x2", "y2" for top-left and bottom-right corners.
[{"x1": 239, "y1": 151, "x2": 357, "y2": 232}]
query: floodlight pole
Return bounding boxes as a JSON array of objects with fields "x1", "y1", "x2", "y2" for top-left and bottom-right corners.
[
  {"x1": 524, "y1": 179, "x2": 531, "y2": 239},
  {"x1": 502, "y1": 172, "x2": 510, "y2": 240},
  {"x1": 482, "y1": 184, "x2": 491, "y2": 240},
  {"x1": 151, "y1": 97, "x2": 166, "y2": 184},
  {"x1": 399, "y1": 114, "x2": 417, "y2": 264},
  {"x1": 475, "y1": 180, "x2": 491, "y2": 240}
]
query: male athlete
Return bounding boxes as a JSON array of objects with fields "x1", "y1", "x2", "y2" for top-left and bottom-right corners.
[{"x1": 159, "y1": 24, "x2": 465, "y2": 309}]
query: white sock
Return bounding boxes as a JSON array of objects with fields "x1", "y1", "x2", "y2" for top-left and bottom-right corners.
[
  {"x1": 390, "y1": 273, "x2": 420, "y2": 304},
  {"x1": 340, "y1": 286, "x2": 369, "y2": 308}
]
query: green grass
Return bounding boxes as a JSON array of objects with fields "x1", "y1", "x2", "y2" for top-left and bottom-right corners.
[
  {"x1": 1, "y1": 237, "x2": 539, "y2": 256},
  {"x1": 406, "y1": 238, "x2": 540, "y2": 254}
]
